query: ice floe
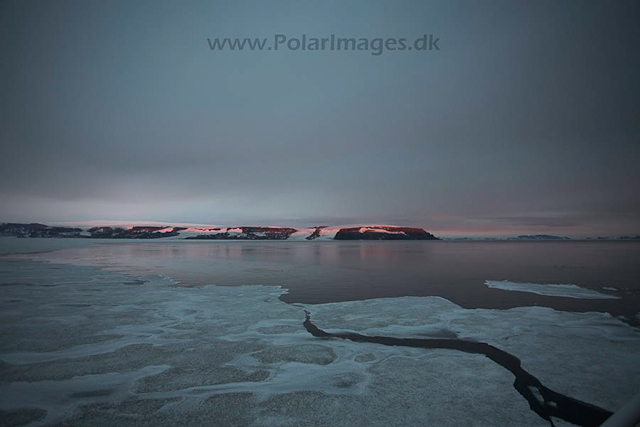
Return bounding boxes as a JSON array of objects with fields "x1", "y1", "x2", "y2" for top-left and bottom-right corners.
[{"x1": 485, "y1": 280, "x2": 620, "y2": 299}]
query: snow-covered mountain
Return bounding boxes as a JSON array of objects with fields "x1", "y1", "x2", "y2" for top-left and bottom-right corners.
[
  {"x1": 0, "y1": 223, "x2": 439, "y2": 240},
  {"x1": 182, "y1": 225, "x2": 438, "y2": 240}
]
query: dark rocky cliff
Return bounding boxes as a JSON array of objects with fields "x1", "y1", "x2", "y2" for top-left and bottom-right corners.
[{"x1": 334, "y1": 226, "x2": 439, "y2": 240}]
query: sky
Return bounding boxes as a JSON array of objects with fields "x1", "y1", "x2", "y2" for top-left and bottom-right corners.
[{"x1": 1, "y1": 0, "x2": 639, "y2": 237}]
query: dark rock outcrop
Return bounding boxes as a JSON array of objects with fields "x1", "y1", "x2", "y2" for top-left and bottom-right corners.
[
  {"x1": 87, "y1": 226, "x2": 179, "y2": 239},
  {"x1": 305, "y1": 226, "x2": 328, "y2": 240},
  {"x1": 0, "y1": 223, "x2": 83, "y2": 238}
]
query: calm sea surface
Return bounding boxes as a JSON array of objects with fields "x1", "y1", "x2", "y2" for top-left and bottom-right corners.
[{"x1": 6, "y1": 239, "x2": 640, "y2": 324}]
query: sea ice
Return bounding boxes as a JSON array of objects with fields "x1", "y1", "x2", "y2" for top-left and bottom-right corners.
[
  {"x1": 0, "y1": 257, "x2": 638, "y2": 426},
  {"x1": 485, "y1": 280, "x2": 620, "y2": 299}
]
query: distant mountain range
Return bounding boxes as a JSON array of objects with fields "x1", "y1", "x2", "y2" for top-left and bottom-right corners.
[
  {"x1": 508, "y1": 234, "x2": 571, "y2": 240},
  {"x1": 2, "y1": 223, "x2": 638, "y2": 241},
  {"x1": 507, "y1": 234, "x2": 640, "y2": 240},
  {"x1": 0, "y1": 223, "x2": 439, "y2": 241}
]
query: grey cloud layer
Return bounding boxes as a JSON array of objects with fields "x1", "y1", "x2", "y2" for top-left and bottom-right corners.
[{"x1": 0, "y1": 0, "x2": 638, "y2": 235}]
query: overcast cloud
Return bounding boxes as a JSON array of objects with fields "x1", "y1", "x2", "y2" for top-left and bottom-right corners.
[{"x1": 1, "y1": 0, "x2": 638, "y2": 236}]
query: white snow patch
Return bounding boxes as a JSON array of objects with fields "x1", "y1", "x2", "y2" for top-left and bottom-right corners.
[
  {"x1": 181, "y1": 227, "x2": 222, "y2": 233},
  {"x1": 358, "y1": 227, "x2": 406, "y2": 235}
]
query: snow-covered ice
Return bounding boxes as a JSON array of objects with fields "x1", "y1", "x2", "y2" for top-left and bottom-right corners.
[{"x1": 0, "y1": 257, "x2": 638, "y2": 426}]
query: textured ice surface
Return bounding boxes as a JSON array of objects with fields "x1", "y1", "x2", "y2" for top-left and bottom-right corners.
[
  {"x1": 0, "y1": 258, "x2": 638, "y2": 426},
  {"x1": 485, "y1": 280, "x2": 620, "y2": 299}
]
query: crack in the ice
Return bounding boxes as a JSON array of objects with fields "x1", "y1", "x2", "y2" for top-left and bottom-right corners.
[{"x1": 303, "y1": 310, "x2": 612, "y2": 427}]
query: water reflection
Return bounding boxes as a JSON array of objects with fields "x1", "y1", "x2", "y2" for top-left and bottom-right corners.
[{"x1": 20, "y1": 240, "x2": 640, "y2": 324}]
